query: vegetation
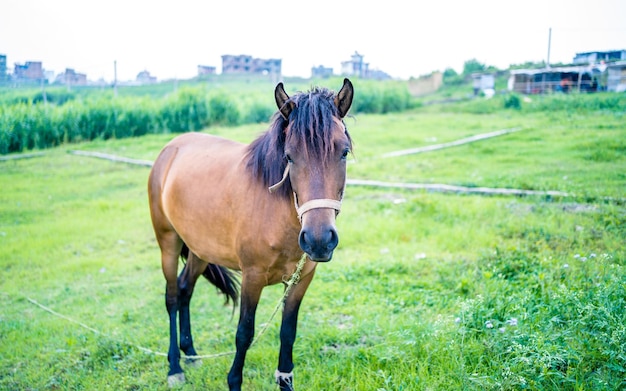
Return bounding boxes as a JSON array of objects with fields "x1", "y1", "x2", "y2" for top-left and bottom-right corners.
[
  {"x1": 1, "y1": 87, "x2": 624, "y2": 389},
  {"x1": 0, "y1": 77, "x2": 413, "y2": 155}
]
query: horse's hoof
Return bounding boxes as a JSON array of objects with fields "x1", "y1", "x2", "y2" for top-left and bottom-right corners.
[
  {"x1": 275, "y1": 370, "x2": 294, "y2": 391},
  {"x1": 185, "y1": 357, "x2": 203, "y2": 368},
  {"x1": 167, "y1": 372, "x2": 186, "y2": 388}
]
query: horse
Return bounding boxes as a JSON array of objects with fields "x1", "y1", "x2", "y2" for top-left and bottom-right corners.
[{"x1": 148, "y1": 78, "x2": 354, "y2": 390}]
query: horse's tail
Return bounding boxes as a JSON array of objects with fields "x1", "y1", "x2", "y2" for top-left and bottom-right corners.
[{"x1": 180, "y1": 243, "x2": 240, "y2": 308}]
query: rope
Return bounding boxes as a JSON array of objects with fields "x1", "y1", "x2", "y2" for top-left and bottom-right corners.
[{"x1": 27, "y1": 254, "x2": 309, "y2": 360}]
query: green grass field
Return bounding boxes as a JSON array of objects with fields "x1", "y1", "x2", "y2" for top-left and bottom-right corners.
[{"x1": 1, "y1": 98, "x2": 625, "y2": 390}]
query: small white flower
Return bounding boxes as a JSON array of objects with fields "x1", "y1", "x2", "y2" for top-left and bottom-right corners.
[
  {"x1": 506, "y1": 318, "x2": 518, "y2": 326},
  {"x1": 563, "y1": 263, "x2": 569, "y2": 268},
  {"x1": 455, "y1": 317, "x2": 461, "y2": 324},
  {"x1": 580, "y1": 257, "x2": 587, "y2": 262},
  {"x1": 590, "y1": 253, "x2": 597, "y2": 258},
  {"x1": 574, "y1": 254, "x2": 581, "y2": 259},
  {"x1": 485, "y1": 320, "x2": 494, "y2": 329},
  {"x1": 499, "y1": 327, "x2": 506, "y2": 333}
]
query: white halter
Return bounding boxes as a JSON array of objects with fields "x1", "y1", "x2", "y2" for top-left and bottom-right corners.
[{"x1": 268, "y1": 164, "x2": 342, "y2": 221}]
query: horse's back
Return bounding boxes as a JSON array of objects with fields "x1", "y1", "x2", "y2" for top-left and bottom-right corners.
[{"x1": 149, "y1": 132, "x2": 299, "y2": 271}]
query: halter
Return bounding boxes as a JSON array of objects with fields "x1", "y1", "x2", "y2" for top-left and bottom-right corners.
[{"x1": 268, "y1": 164, "x2": 343, "y2": 222}]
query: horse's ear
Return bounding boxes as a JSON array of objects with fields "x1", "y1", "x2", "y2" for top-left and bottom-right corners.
[
  {"x1": 275, "y1": 82, "x2": 295, "y2": 120},
  {"x1": 334, "y1": 78, "x2": 354, "y2": 118}
]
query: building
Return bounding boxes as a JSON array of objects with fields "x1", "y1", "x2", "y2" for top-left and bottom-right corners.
[
  {"x1": 14, "y1": 61, "x2": 44, "y2": 81},
  {"x1": 136, "y1": 70, "x2": 157, "y2": 84},
  {"x1": 197, "y1": 65, "x2": 216, "y2": 76},
  {"x1": 606, "y1": 61, "x2": 626, "y2": 92},
  {"x1": 311, "y1": 65, "x2": 333, "y2": 78},
  {"x1": 0, "y1": 54, "x2": 7, "y2": 83},
  {"x1": 339, "y1": 51, "x2": 390, "y2": 80},
  {"x1": 341, "y1": 51, "x2": 368, "y2": 78},
  {"x1": 573, "y1": 50, "x2": 626, "y2": 65},
  {"x1": 508, "y1": 65, "x2": 603, "y2": 94},
  {"x1": 55, "y1": 68, "x2": 87, "y2": 86},
  {"x1": 471, "y1": 73, "x2": 495, "y2": 95},
  {"x1": 221, "y1": 54, "x2": 281, "y2": 76},
  {"x1": 408, "y1": 72, "x2": 443, "y2": 97}
]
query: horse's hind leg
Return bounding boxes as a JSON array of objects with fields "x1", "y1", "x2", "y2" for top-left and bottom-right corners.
[
  {"x1": 158, "y1": 231, "x2": 185, "y2": 386},
  {"x1": 177, "y1": 250, "x2": 208, "y2": 364}
]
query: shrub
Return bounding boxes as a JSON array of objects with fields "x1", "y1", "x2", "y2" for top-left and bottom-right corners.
[{"x1": 504, "y1": 94, "x2": 521, "y2": 110}]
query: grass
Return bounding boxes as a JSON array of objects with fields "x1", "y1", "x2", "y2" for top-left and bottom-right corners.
[{"x1": 1, "y1": 99, "x2": 625, "y2": 390}]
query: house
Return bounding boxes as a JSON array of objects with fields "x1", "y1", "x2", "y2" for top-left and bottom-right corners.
[
  {"x1": 507, "y1": 65, "x2": 603, "y2": 94},
  {"x1": 311, "y1": 65, "x2": 333, "y2": 79},
  {"x1": 55, "y1": 68, "x2": 87, "y2": 86},
  {"x1": 606, "y1": 61, "x2": 626, "y2": 92},
  {"x1": 573, "y1": 50, "x2": 626, "y2": 65},
  {"x1": 341, "y1": 51, "x2": 368, "y2": 78},
  {"x1": 197, "y1": 65, "x2": 216, "y2": 76},
  {"x1": 340, "y1": 51, "x2": 390, "y2": 80},
  {"x1": 408, "y1": 72, "x2": 443, "y2": 96},
  {"x1": 471, "y1": 73, "x2": 495, "y2": 95},
  {"x1": 136, "y1": 70, "x2": 157, "y2": 84},
  {"x1": 14, "y1": 61, "x2": 44, "y2": 81},
  {"x1": 221, "y1": 54, "x2": 281, "y2": 76},
  {"x1": 0, "y1": 54, "x2": 7, "y2": 83}
]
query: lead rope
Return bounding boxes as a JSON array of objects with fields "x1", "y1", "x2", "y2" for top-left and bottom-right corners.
[{"x1": 25, "y1": 254, "x2": 308, "y2": 360}]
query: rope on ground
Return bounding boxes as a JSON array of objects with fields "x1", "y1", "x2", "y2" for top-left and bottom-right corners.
[
  {"x1": 380, "y1": 127, "x2": 524, "y2": 158},
  {"x1": 26, "y1": 254, "x2": 308, "y2": 360}
]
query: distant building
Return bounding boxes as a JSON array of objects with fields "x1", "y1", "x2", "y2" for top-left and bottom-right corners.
[
  {"x1": 221, "y1": 54, "x2": 281, "y2": 77},
  {"x1": 0, "y1": 54, "x2": 7, "y2": 83},
  {"x1": 508, "y1": 65, "x2": 603, "y2": 94},
  {"x1": 341, "y1": 51, "x2": 368, "y2": 78},
  {"x1": 55, "y1": 68, "x2": 87, "y2": 86},
  {"x1": 471, "y1": 73, "x2": 495, "y2": 95},
  {"x1": 606, "y1": 61, "x2": 626, "y2": 92},
  {"x1": 197, "y1": 65, "x2": 216, "y2": 76},
  {"x1": 136, "y1": 70, "x2": 157, "y2": 84},
  {"x1": 340, "y1": 51, "x2": 390, "y2": 80},
  {"x1": 573, "y1": 50, "x2": 626, "y2": 65},
  {"x1": 14, "y1": 61, "x2": 44, "y2": 81},
  {"x1": 408, "y1": 72, "x2": 443, "y2": 96},
  {"x1": 311, "y1": 65, "x2": 333, "y2": 78}
]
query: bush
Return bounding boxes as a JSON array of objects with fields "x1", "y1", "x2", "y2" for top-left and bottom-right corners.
[
  {"x1": 208, "y1": 92, "x2": 240, "y2": 126},
  {"x1": 504, "y1": 94, "x2": 521, "y2": 110}
]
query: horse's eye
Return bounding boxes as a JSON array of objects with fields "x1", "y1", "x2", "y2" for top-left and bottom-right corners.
[
  {"x1": 286, "y1": 154, "x2": 294, "y2": 163},
  {"x1": 341, "y1": 149, "x2": 350, "y2": 160}
]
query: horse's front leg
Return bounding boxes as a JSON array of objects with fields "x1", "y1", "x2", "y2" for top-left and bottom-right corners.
[
  {"x1": 227, "y1": 273, "x2": 264, "y2": 391},
  {"x1": 276, "y1": 266, "x2": 317, "y2": 391}
]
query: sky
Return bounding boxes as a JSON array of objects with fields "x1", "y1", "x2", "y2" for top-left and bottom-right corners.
[{"x1": 2, "y1": 0, "x2": 625, "y2": 82}]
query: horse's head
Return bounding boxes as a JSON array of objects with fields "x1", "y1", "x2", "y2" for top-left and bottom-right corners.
[{"x1": 274, "y1": 79, "x2": 354, "y2": 262}]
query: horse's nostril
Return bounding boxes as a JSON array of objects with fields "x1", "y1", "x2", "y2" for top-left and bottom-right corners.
[
  {"x1": 298, "y1": 226, "x2": 338, "y2": 261},
  {"x1": 327, "y1": 228, "x2": 338, "y2": 251}
]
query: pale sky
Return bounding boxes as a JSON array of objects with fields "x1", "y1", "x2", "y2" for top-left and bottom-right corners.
[{"x1": 2, "y1": 0, "x2": 625, "y2": 82}]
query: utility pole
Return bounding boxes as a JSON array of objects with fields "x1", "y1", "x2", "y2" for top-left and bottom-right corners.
[
  {"x1": 113, "y1": 60, "x2": 118, "y2": 97},
  {"x1": 546, "y1": 27, "x2": 552, "y2": 69}
]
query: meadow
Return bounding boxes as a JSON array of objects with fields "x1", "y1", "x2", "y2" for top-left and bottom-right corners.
[{"x1": 0, "y1": 83, "x2": 625, "y2": 390}]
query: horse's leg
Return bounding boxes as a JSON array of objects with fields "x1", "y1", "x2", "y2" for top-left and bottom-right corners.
[
  {"x1": 177, "y1": 251, "x2": 207, "y2": 365},
  {"x1": 227, "y1": 272, "x2": 264, "y2": 391},
  {"x1": 159, "y1": 233, "x2": 185, "y2": 386},
  {"x1": 276, "y1": 267, "x2": 317, "y2": 391}
]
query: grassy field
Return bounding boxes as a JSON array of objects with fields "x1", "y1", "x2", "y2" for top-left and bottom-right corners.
[{"x1": 1, "y1": 98, "x2": 625, "y2": 390}]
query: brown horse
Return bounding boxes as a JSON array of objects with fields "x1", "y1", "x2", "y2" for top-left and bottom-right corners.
[{"x1": 148, "y1": 79, "x2": 354, "y2": 390}]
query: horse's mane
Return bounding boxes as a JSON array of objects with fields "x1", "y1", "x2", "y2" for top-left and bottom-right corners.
[{"x1": 246, "y1": 87, "x2": 352, "y2": 199}]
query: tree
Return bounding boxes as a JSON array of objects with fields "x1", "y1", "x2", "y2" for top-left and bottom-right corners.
[{"x1": 462, "y1": 59, "x2": 486, "y2": 76}]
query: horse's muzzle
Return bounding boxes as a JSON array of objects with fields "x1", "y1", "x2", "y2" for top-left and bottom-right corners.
[{"x1": 298, "y1": 225, "x2": 338, "y2": 262}]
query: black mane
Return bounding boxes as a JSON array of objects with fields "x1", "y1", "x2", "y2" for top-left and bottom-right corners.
[{"x1": 246, "y1": 87, "x2": 352, "y2": 199}]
